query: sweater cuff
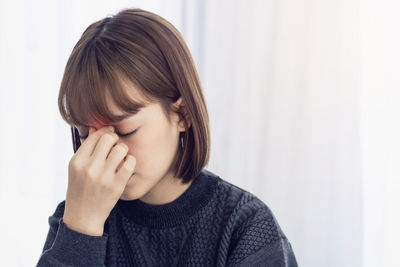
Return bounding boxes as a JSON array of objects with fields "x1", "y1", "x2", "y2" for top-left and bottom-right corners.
[{"x1": 49, "y1": 217, "x2": 108, "y2": 266}]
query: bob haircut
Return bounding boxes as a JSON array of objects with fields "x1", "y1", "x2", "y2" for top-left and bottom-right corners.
[{"x1": 58, "y1": 8, "x2": 210, "y2": 184}]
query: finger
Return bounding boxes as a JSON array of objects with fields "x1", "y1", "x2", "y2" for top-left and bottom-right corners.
[
  {"x1": 90, "y1": 131, "x2": 120, "y2": 166},
  {"x1": 76, "y1": 126, "x2": 115, "y2": 158},
  {"x1": 89, "y1": 126, "x2": 96, "y2": 135},
  {"x1": 115, "y1": 154, "x2": 136, "y2": 185},
  {"x1": 105, "y1": 142, "x2": 129, "y2": 174}
]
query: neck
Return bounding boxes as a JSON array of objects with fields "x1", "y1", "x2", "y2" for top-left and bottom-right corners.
[
  {"x1": 139, "y1": 171, "x2": 194, "y2": 205},
  {"x1": 116, "y1": 169, "x2": 219, "y2": 228}
]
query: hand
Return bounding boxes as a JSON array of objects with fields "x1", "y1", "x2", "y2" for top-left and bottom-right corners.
[{"x1": 63, "y1": 125, "x2": 136, "y2": 236}]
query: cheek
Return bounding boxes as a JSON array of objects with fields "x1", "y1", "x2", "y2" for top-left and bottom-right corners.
[{"x1": 127, "y1": 125, "x2": 178, "y2": 172}]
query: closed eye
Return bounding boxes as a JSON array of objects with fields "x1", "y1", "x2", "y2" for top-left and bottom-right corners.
[{"x1": 79, "y1": 129, "x2": 138, "y2": 140}]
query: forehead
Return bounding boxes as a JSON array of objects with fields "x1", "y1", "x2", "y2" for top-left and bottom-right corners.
[
  {"x1": 106, "y1": 77, "x2": 147, "y2": 115},
  {"x1": 82, "y1": 78, "x2": 149, "y2": 129}
]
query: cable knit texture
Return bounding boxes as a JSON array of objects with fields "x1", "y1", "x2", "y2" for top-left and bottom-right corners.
[{"x1": 37, "y1": 169, "x2": 298, "y2": 267}]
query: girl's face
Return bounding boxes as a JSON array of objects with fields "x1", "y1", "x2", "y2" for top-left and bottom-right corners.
[{"x1": 77, "y1": 83, "x2": 188, "y2": 202}]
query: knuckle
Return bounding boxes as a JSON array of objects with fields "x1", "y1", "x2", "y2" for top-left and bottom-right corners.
[
  {"x1": 84, "y1": 166, "x2": 97, "y2": 179},
  {"x1": 115, "y1": 143, "x2": 128, "y2": 153},
  {"x1": 68, "y1": 157, "x2": 78, "y2": 169},
  {"x1": 69, "y1": 156, "x2": 82, "y2": 171}
]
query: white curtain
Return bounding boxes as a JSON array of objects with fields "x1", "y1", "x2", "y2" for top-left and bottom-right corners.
[{"x1": 0, "y1": 0, "x2": 399, "y2": 266}]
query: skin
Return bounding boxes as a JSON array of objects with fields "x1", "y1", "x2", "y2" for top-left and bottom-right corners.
[
  {"x1": 64, "y1": 76, "x2": 195, "y2": 236},
  {"x1": 76, "y1": 82, "x2": 193, "y2": 206}
]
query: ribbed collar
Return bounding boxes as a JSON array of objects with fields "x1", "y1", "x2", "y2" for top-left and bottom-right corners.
[{"x1": 116, "y1": 169, "x2": 219, "y2": 229}]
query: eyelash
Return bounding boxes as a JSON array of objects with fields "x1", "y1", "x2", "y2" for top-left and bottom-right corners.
[{"x1": 79, "y1": 129, "x2": 138, "y2": 140}]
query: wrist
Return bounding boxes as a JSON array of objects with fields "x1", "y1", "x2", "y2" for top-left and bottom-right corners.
[{"x1": 62, "y1": 216, "x2": 105, "y2": 236}]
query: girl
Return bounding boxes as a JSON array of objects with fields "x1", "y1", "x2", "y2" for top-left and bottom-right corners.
[{"x1": 37, "y1": 8, "x2": 298, "y2": 267}]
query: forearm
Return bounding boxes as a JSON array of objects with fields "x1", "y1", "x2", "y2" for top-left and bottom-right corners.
[{"x1": 37, "y1": 217, "x2": 108, "y2": 267}]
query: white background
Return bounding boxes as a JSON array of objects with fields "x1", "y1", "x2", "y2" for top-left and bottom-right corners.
[{"x1": 0, "y1": 0, "x2": 399, "y2": 266}]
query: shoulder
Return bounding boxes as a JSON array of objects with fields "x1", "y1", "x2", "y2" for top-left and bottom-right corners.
[
  {"x1": 204, "y1": 170, "x2": 294, "y2": 265},
  {"x1": 205, "y1": 169, "x2": 287, "y2": 239}
]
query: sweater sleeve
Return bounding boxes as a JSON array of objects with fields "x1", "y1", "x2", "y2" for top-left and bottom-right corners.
[
  {"x1": 226, "y1": 203, "x2": 298, "y2": 267},
  {"x1": 36, "y1": 200, "x2": 109, "y2": 267}
]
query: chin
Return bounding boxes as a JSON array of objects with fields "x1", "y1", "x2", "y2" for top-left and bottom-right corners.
[
  {"x1": 120, "y1": 180, "x2": 147, "y2": 201},
  {"x1": 120, "y1": 190, "x2": 141, "y2": 201}
]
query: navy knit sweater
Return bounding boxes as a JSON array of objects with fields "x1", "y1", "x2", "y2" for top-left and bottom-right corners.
[{"x1": 37, "y1": 169, "x2": 298, "y2": 266}]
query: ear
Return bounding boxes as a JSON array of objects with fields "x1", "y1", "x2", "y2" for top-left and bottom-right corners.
[{"x1": 172, "y1": 97, "x2": 191, "y2": 132}]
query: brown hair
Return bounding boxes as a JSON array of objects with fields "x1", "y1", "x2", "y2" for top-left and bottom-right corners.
[{"x1": 58, "y1": 8, "x2": 210, "y2": 183}]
